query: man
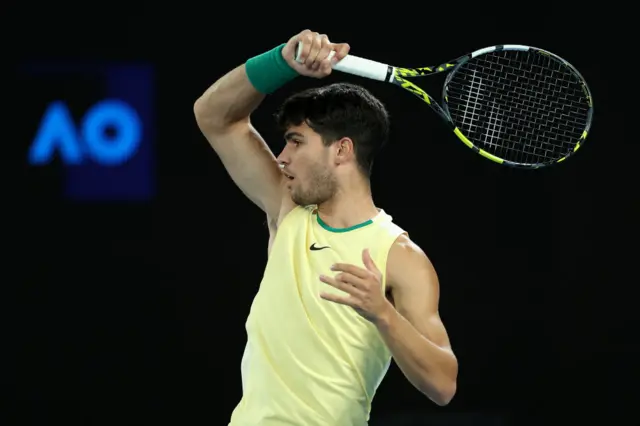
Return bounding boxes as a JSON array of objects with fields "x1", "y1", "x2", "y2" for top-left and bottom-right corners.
[{"x1": 194, "y1": 29, "x2": 458, "y2": 426}]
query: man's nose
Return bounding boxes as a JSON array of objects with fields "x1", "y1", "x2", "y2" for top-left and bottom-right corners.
[{"x1": 276, "y1": 145, "x2": 291, "y2": 165}]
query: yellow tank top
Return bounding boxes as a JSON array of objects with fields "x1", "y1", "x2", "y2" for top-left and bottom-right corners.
[{"x1": 228, "y1": 205, "x2": 406, "y2": 426}]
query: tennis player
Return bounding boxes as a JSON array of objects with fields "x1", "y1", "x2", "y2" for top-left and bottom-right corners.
[{"x1": 194, "y1": 29, "x2": 458, "y2": 426}]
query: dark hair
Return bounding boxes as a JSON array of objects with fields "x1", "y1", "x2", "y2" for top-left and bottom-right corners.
[{"x1": 274, "y1": 82, "x2": 390, "y2": 177}]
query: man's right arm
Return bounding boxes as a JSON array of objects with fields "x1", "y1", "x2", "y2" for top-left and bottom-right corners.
[
  {"x1": 193, "y1": 63, "x2": 286, "y2": 223},
  {"x1": 193, "y1": 31, "x2": 350, "y2": 226}
]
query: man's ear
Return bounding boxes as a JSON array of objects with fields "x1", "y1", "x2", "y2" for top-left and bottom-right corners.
[{"x1": 335, "y1": 137, "x2": 354, "y2": 165}]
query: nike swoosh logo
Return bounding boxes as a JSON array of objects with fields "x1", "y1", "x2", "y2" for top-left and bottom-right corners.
[{"x1": 310, "y1": 243, "x2": 330, "y2": 251}]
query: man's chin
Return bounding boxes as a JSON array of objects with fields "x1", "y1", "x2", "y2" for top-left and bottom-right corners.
[{"x1": 291, "y1": 192, "x2": 308, "y2": 206}]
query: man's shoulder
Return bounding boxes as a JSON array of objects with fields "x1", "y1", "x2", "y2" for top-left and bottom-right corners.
[
  {"x1": 390, "y1": 233, "x2": 426, "y2": 261},
  {"x1": 386, "y1": 233, "x2": 436, "y2": 288}
]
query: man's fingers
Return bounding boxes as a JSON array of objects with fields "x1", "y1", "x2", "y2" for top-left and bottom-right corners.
[
  {"x1": 362, "y1": 249, "x2": 380, "y2": 274},
  {"x1": 334, "y1": 43, "x2": 350, "y2": 61},
  {"x1": 320, "y1": 59, "x2": 333, "y2": 74},
  {"x1": 320, "y1": 274, "x2": 361, "y2": 294},
  {"x1": 305, "y1": 33, "x2": 324, "y2": 66},
  {"x1": 287, "y1": 30, "x2": 350, "y2": 79},
  {"x1": 313, "y1": 35, "x2": 333, "y2": 70},
  {"x1": 331, "y1": 263, "x2": 370, "y2": 279},
  {"x1": 319, "y1": 291, "x2": 355, "y2": 308},
  {"x1": 338, "y1": 272, "x2": 369, "y2": 290},
  {"x1": 295, "y1": 30, "x2": 314, "y2": 63}
]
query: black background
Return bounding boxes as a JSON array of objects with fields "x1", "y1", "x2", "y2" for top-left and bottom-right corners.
[{"x1": 5, "y1": 3, "x2": 638, "y2": 426}]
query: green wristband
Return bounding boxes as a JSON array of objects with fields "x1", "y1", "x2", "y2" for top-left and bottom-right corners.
[{"x1": 245, "y1": 43, "x2": 299, "y2": 94}]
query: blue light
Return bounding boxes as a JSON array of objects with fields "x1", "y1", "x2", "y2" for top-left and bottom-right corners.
[
  {"x1": 28, "y1": 101, "x2": 82, "y2": 165},
  {"x1": 82, "y1": 100, "x2": 142, "y2": 165},
  {"x1": 28, "y1": 99, "x2": 142, "y2": 166}
]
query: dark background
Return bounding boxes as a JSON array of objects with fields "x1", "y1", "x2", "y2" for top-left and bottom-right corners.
[{"x1": 5, "y1": 3, "x2": 638, "y2": 426}]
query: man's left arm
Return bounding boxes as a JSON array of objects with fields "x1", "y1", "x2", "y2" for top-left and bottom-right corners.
[{"x1": 376, "y1": 234, "x2": 458, "y2": 406}]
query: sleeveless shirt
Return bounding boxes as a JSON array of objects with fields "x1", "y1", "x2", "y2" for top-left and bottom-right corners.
[{"x1": 229, "y1": 205, "x2": 406, "y2": 426}]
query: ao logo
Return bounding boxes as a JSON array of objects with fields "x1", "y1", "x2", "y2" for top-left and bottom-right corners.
[{"x1": 28, "y1": 99, "x2": 142, "y2": 166}]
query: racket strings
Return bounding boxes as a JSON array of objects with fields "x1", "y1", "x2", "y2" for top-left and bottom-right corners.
[{"x1": 445, "y1": 50, "x2": 590, "y2": 165}]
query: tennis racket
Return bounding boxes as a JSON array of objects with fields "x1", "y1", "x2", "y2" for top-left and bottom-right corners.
[{"x1": 295, "y1": 43, "x2": 593, "y2": 169}]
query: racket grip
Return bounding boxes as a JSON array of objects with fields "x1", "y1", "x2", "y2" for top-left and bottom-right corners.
[{"x1": 295, "y1": 41, "x2": 391, "y2": 82}]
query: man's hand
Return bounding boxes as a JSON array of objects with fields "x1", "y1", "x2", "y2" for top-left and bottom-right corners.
[
  {"x1": 281, "y1": 29, "x2": 350, "y2": 79},
  {"x1": 319, "y1": 249, "x2": 394, "y2": 323}
]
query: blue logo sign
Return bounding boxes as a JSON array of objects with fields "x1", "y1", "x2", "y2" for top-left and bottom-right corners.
[
  {"x1": 29, "y1": 100, "x2": 142, "y2": 166},
  {"x1": 24, "y1": 64, "x2": 155, "y2": 201}
]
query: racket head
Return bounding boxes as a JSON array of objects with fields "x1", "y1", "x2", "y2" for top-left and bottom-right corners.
[{"x1": 440, "y1": 45, "x2": 593, "y2": 168}]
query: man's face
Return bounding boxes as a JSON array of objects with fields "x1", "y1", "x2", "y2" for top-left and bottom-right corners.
[{"x1": 277, "y1": 122, "x2": 338, "y2": 206}]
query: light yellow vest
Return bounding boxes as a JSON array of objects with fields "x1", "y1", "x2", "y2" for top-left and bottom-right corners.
[{"x1": 229, "y1": 205, "x2": 406, "y2": 426}]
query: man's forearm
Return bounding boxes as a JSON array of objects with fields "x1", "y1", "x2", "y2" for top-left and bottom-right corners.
[
  {"x1": 193, "y1": 64, "x2": 265, "y2": 130},
  {"x1": 375, "y1": 307, "x2": 457, "y2": 405},
  {"x1": 194, "y1": 44, "x2": 298, "y2": 130}
]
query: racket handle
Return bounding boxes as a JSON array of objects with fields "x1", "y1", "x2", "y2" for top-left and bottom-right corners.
[{"x1": 295, "y1": 41, "x2": 392, "y2": 82}]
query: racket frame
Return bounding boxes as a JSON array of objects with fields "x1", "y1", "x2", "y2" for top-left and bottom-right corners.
[{"x1": 294, "y1": 42, "x2": 594, "y2": 169}]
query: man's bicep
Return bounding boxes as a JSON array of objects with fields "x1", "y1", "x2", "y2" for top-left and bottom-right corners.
[
  {"x1": 388, "y1": 236, "x2": 453, "y2": 350},
  {"x1": 203, "y1": 121, "x2": 286, "y2": 219}
]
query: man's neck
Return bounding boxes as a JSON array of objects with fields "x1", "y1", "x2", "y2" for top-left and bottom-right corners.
[{"x1": 316, "y1": 183, "x2": 379, "y2": 230}]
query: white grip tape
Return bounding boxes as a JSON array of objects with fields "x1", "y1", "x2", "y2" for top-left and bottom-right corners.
[{"x1": 295, "y1": 41, "x2": 390, "y2": 82}]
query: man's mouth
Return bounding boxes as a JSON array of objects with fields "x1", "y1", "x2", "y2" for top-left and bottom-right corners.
[{"x1": 283, "y1": 171, "x2": 294, "y2": 180}]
